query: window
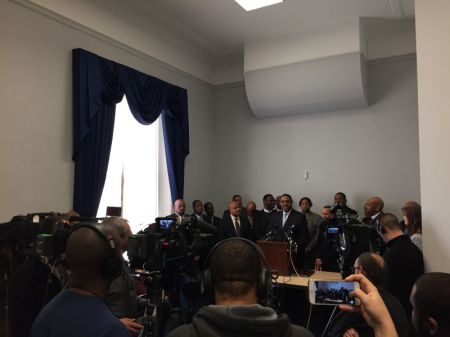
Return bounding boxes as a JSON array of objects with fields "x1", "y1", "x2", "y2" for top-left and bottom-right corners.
[{"x1": 97, "y1": 97, "x2": 171, "y2": 233}]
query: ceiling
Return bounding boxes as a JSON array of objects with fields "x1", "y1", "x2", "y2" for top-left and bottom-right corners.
[{"x1": 95, "y1": 0, "x2": 415, "y2": 57}]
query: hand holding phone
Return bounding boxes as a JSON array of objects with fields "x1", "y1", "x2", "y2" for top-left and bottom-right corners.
[
  {"x1": 308, "y1": 280, "x2": 360, "y2": 306},
  {"x1": 339, "y1": 274, "x2": 397, "y2": 337}
]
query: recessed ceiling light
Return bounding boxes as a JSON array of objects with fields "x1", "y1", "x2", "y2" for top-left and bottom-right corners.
[{"x1": 234, "y1": 0, "x2": 284, "y2": 11}]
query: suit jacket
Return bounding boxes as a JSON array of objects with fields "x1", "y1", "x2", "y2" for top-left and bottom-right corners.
[
  {"x1": 247, "y1": 210, "x2": 271, "y2": 242},
  {"x1": 218, "y1": 214, "x2": 251, "y2": 241},
  {"x1": 204, "y1": 215, "x2": 222, "y2": 229},
  {"x1": 271, "y1": 209, "x2": 309, "y2": 249},
  {"x1": 362, "y1": 212, "x2": 383, "y2": 227},
  {"x1": 191, "y1": 213, "x2": 207, "y2": 222}
]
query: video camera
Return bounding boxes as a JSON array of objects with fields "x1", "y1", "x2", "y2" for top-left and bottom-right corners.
[
  {"x1": 127, "y1": 215, "x2": 217, "y2": 337},
  {"x1": 128, "y1": 216, "x2": 216, "y2": 271},
  {"x1": 322, "y1": 215, "x2": 381, "y2": 277}
]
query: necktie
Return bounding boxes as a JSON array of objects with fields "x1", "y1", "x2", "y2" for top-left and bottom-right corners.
[
  {"x1": 282, "y1": 212, "x2": 288, "y2": 227},
  {"x1": 234, "y1": 216, "x2": 241, "y2": 237},
  {"x1": 248, "y1": 215, "x2": 254, "y2": 227}
]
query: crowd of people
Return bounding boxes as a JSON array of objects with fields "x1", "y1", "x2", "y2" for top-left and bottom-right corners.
[{"x1": 4, "y1": 191, "x2": 449, "y2": 337}]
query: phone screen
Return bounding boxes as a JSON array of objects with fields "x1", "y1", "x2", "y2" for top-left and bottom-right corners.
[{"x1": 310, "y1": 280, "x2": 359, "y2": 305}]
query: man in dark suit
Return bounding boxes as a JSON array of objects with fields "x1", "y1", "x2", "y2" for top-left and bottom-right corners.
[
  {"x1": 246, "y1": 201, "x2": 270, "y2": 242},
  {"x1": 261, "y1": 194, "x2": 277, "y2": 218},
  {"x1": 203, "y1": 202, "x2": 221, "y2": 229},
  {"x1": 218, "y1": 201, "x2": 251, "y2": 241},
  {"x1": 191, "y1": 199, "x2": 206, "y2": 222},
  {"x1": 332, "y1": 192, "x2": 358, "y2": 216},
  {"x1": 271, "y1": 194, "x2": 309, "y2": 265},
  {"x1": 169, "y1": 199, "x2": 186, "y2": 221},
  {"x1": 362, "y1": 196, "x2": 384, "y2": 226}
]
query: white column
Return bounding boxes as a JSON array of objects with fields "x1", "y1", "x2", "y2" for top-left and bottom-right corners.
[{"x1": 416, "y1": 0, "x2": 450, "y2": 272}]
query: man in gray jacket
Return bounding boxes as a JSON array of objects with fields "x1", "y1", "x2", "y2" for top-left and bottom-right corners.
[{"x1": 168, "y1": 238, "x2": 313, "y2": 337}]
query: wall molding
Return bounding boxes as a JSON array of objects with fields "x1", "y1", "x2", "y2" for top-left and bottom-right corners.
[
  {"x1": 9, "y1": 0, "x2": 417, "y2": 89},
  {"x1": 10, "y1": 0, "x2": 214, "y2": 89}
]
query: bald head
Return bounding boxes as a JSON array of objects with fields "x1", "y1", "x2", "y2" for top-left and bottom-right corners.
[
  {"x1": 364, "y1": 196, "x2": 384, "y2": 217},
  {"x1": 229, "y1": 201, "x2": 241, "y2": 217},
  {"x1": 174, "y1": 199, "x2": 186, "y2": 216},
  {"x1": 66, "y1": 223, "x2": 121, "y2": 281},
  {"x1": 357, "y1": 252, "x2": 387, "y2": 288}
]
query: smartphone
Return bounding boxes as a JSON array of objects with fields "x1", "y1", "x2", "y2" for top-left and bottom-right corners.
[{"x1": 308, "y1": 280, "x2": 360, "y2": 306}]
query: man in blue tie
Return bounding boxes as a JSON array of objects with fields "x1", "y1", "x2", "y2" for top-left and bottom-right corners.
[{"x1": 270, "y1": 194, "x2": 309, "y2": 267}]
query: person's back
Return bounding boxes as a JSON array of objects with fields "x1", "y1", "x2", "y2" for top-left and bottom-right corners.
[
  {"x1": 170, "y1": 304, "x2": 311, "y2": 337},
  {"x1": 168, "y1": 238, "x2": 312, "y2": 337},
  {"x1": 31, "y1": 223, "x2": 129, "y2": 337},
  {"x1": 31, "y1": 289, "x2": 127, "y2": 337},
  {"x1": 380, "y1": 214, "x2": 424, "y2": 316}
]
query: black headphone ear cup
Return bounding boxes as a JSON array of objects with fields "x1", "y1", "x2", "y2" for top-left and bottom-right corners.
[
  {"x1": 102, "y1": 253, "x2": 123, "y2": 280},
  {"x1": 258, "y1": 269, "x2": 272, "y2": 300},
  {"x1": 201, "y1": 269, "x2": 213, "y2": 297}
]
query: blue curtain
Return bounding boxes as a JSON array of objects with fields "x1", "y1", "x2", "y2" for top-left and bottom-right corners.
[{"x1": 72, "y1": 48, "x2": 189, "y2": 217}]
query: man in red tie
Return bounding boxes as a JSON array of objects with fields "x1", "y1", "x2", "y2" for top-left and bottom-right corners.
[{"x1": 218, "y1": 201, "x2": 251, "y2": 241}]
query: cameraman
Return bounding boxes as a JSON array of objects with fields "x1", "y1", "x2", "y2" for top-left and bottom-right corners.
[
  {"x1": 9, "y1": 216, "x2": 70, "y2": 337},
  {"x1": 103, "y1": 217, "x2": 143, "y2": 336},
  {"x1": 315, "y1": 206, "x2": 340, "y2": 272},
  {"x1": 168, "y1": 238, "x2": 313, "y2": 337}
]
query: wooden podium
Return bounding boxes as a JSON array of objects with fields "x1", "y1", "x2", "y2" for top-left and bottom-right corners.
[{"x1": 257, "y1": 240, "x2": 290, "y2": 276}]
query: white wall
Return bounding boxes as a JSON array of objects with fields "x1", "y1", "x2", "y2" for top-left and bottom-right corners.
[
  {"x1": 416, "y1": 0, "x2": 450, "y2": 272},
  {"x1": 0, "y1": 0, "x2": 214, "y2": 221},
  {"x1": 211, "y1": 57, "x2": 420, "y2": 216}
]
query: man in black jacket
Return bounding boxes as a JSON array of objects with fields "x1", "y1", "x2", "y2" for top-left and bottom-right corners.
[
  {"x1": 261, "y1": 194, "x2": 277, "y2": 218},
  {"x1": 218, "y1": 201, "x2": 251, "y2": 241},
  {"x1": 271, "y1": 194, "x2": 309, "y2": 266},
  {"x1": 380, "y1": 213, "x2": 424, "y2": 317},
  {"x1": 191, "y1": 199, "x2": 206, "y2": 222},
  {"x1": 167, "y1": 239, "x2": 313, "y2": 337},
  {"x1": 203, "y1": 201, "x2": 221, "y2": 229},
  {"x1": 362, "y1": 196, "x2": 384, "y2": 226},
  {"x1": 247, "y1": 200, "x2": 271, "y2": 242}
]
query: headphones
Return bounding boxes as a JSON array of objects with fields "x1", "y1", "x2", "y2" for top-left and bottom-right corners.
[
  {"x1": 70, "y1": 223, "x2": 123, "y2": 281},
  {"x1": 201, "y1": 237, "x2": 272, "y2": 302}
]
